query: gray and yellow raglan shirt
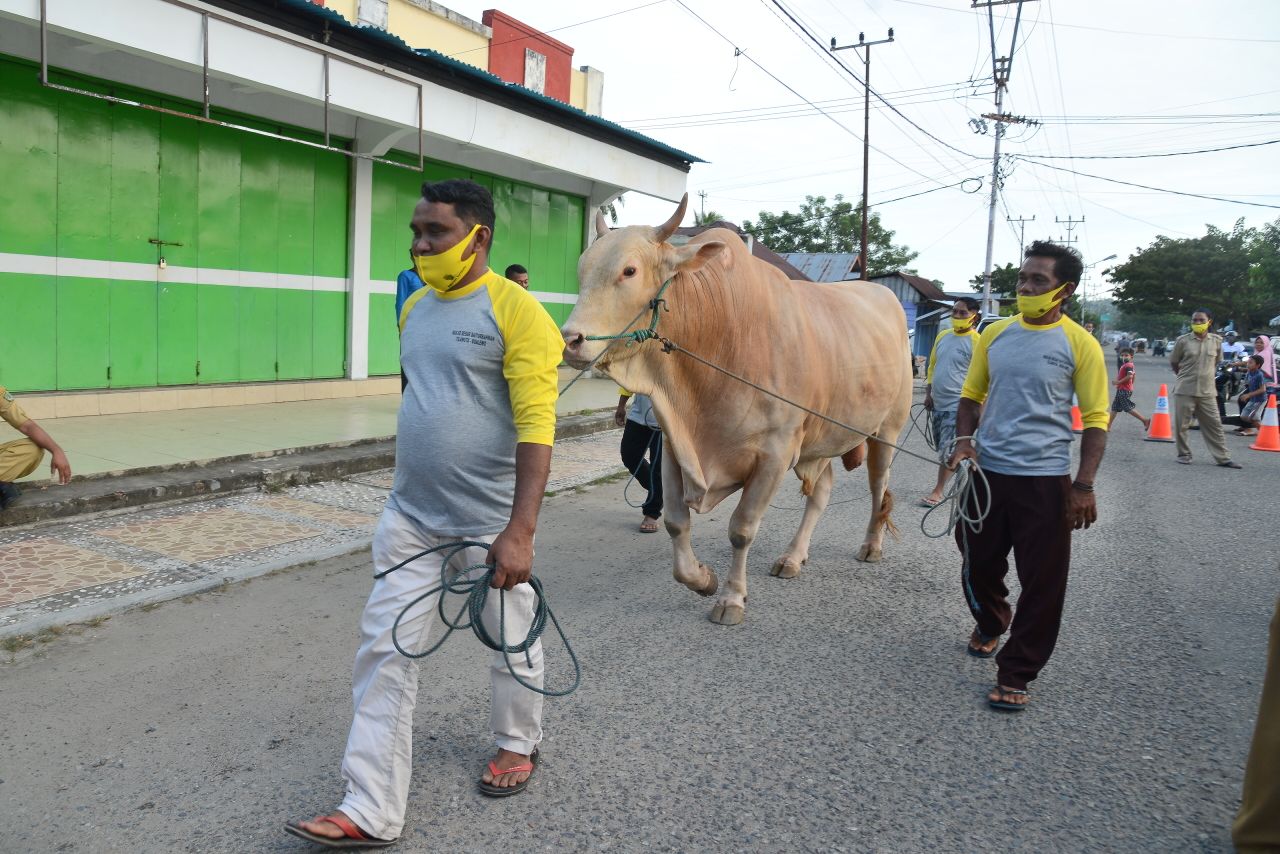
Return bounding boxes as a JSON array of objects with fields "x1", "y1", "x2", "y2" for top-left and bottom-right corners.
[
  {"x1": 961, "y1": 315, "x2": 1110, "y2": 477},
  {"x1": 926, "y1": 327, "x2": 976, "y2": 412},
  {"x1": 390, "y1": 270, "x2": 562, "y2": 536}
]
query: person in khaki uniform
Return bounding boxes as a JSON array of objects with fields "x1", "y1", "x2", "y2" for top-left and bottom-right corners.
[
  {"x1": 0, "y1": 385, "x2": 72, "y2": 510},
  {"x1": 1168, "y1": 309, "x2": 1241, "y2": 468}
]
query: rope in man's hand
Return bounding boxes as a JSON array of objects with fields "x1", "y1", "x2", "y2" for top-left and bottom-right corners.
[{"x1": 376, "y1": 541, "x2": 580, "y2": 697}]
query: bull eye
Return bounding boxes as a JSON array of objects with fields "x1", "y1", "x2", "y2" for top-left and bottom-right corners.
[{"x1": 623, "y1": 266, "x2": 637, "y2": 277}]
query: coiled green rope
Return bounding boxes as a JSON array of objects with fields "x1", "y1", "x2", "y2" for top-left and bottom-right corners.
[{"x1": 375, "y1": 540, "x2": 581, "y2": 697}]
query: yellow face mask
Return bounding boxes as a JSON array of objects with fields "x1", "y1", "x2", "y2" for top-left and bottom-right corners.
[
  {"x1": 1191, "y1": 321, "x2": 1210, "y2": 335},
  {"x1": 413, "y1": 224, "x2": 481, "y2": 293},
  {"x1": 951, "y1": 315, "x2": 976, "y2": 333},
  {"x1": 1017, "y1": 283, "x2": 1070, "y2": 319}
]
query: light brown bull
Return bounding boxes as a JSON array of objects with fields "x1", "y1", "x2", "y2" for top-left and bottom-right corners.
[{"x1": 562, "y1": 195, "x2": 913, "y2": 625}]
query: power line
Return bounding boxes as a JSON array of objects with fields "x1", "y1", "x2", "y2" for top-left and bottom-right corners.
[
  {"x1": 1013, "y1": 158, "x2": 1280, "y2": 210},
  {"x1": 627, "y1": 91, "x2": 995, "y2": 130},
  {"x1": 767, "y1": 0, "x2": 983, "y2": 162},
  {"x1": 1031, "y1": 112, "x2": 1280, "y2": 123},
  {"x1": 1044, "y1": 0, "x2": 1086, "y2": 259},
  {"x1": 757, "y1": 0, "x2": 977, "y2": 183},
  {"x1": 893, "y1": 0, "x2": 1280, "y2": 43},
  {"x1": 617, "y1": 78, "x2": 988, "y2": 124},
  {"x1": 1016, "y1": 137, "x2": 1280, "y2": 159},
  {"x1": 668, "y1": 0, "x2": 959, "y2": 188},
  {"x1": 737, "y1": 178, "x2": 983, "y2": 231},
  {"x1": 444, "y1": 0, "x2": 668, "y2": 57}
]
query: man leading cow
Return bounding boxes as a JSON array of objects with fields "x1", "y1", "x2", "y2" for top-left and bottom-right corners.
[{"x1": 948, "y1": 240, "x2": 1108, "y2": 712}]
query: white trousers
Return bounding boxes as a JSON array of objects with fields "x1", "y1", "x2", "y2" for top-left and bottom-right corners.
[{"x1": 338, "y1": 506, "x2": 544, "y2": 840}]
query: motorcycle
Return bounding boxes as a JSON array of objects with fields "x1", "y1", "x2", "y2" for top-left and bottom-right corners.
[{"x1": 1216, "y1": 360, "x2": 1249, "y2": 423}]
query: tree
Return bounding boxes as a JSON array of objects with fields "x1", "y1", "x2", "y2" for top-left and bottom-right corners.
[
  {"x1": 741, "y1": 194, "x2": 918, "y2": 275},
  {"x1": 968, "y1": 262, "x2": 1102, "y2": 321},
  {"x1": 694, "y1": 208, "x2": 726, "y2": 226},
  {"x1": 969, "y1": 262, "x2": 1019, "y2": 299},
  {"x1": 1109, "y1": 218, "x2": 1280, "y2": 332}
]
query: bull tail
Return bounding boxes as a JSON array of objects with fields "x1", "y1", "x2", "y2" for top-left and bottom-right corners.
[{"x1": 876, "y1": 489, "x2": 900, "y2": 542}]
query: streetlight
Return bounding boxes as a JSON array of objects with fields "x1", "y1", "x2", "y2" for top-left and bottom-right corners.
[{"x1": 1080, "y1": 253, "x2": 1117, "y2": 322}]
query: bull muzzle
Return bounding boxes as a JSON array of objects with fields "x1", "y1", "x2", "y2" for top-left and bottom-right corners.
[{"x1": 562, "y1": 330, "x2": 591, "y2": 369}]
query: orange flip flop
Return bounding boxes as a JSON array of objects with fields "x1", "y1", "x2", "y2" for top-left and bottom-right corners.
[
  {"x1": 284, "y1": 813, "x2": 395, "y2": 849},
  {"x1": 478, "y1": 748, "x2": 539, "y2": 797}
]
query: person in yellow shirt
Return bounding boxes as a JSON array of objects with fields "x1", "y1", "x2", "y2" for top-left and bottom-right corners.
[
  {"x1": 0, "y1": 386, "x2": 72, "y2": 510},
  {"x1": 948, "y1": 241, "x2": 1109, "y2": 712},
  {"x1": 288, "y1": 179, "x2": 563, "y2": 849}
]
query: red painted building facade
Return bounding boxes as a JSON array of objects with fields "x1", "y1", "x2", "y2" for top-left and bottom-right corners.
[{"x1": 482, "y1": 9, "x2": 574, "y2": 103}]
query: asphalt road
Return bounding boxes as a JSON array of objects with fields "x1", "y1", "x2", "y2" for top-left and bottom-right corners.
[{"x1": 2, "y1": 356, "x2": 1276, "y2": 853}]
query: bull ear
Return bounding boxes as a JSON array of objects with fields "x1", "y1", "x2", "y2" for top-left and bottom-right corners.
[
  {"x1": 595, "y1": 209, "x2": 610, "y2": 237},
  {"x1": 652, "y1": 193, "x2": 689, "y2": 243},
  {"x1": 670, "y1": 240, "x2": 725, "y2": 275}
]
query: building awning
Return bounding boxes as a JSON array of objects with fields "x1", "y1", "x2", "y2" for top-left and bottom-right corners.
[{"x1": 0, "y1": 0, "x2": 699, "y2": 204}]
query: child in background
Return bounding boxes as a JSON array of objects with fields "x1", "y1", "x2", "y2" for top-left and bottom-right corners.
[
  {"x1": 1109, "y1": 347, "x2": 1151, "y2": 430},
  {"x1": 1234, "y1": 354, "x2": 1267, "y2": 437}
]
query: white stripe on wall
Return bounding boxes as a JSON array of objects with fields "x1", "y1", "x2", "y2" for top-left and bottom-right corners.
[
  {"x1": 357, "y1": 280, "x2": 579, "y2": 304},
  {"x1": 1, "y1": 253, "x2": 579, "y2": 304},
  {"x1": 0, "y1": 252, "x2": 349, "y2": 292}
]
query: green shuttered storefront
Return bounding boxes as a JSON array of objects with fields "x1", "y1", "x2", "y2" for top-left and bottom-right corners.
[
  {"x1": 0, "y1": 56, "x2": 586, "y2": 393},
  {"x1": 0, "y1": 58, "x2": 349, "y2": 393},
  {"x1": 367, "y1": 160, "x2": 586, "y2": 377}
]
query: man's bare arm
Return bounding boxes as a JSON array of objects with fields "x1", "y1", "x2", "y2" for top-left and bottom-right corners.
[
  {"x1": 18, "y1": 419, "x2": 71, "y2": 483},
  {"x1": 487, "y1": 442, "x2": 552, "y2": 590}
]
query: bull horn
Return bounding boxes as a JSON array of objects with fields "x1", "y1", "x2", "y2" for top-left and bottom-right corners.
[
  {"x1": 652, "y1": 193, "x2": 689, "y2": 243},
  {"x1": 595, "y1": 208, "x2": 610, "y2": 237}
]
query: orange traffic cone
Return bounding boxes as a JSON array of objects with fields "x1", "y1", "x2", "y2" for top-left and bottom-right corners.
[
  {"x1": 1070, "y1": 403, "x2": 1084, "y2": 434},
  {"x1": 1250, "y1": 393, "x2": 1280, "y2": 452},
  {"x1": 1145, "y1": 383, "x2": 1175, "y2": 442}
]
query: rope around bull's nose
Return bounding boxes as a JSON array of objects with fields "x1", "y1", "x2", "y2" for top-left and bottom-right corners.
[{"x1": 375, "y1": 540, "x2": 581, "y2": 697}]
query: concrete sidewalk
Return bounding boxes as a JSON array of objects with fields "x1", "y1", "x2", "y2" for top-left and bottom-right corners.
[
  {"x1": 0, "y1": 428, "x2": 631, "y2": 639},
  {"x1": 3, "y1": 369, "x2": 620, "y2": 526},
  {"x1": 15, "y1": 368, "x2": 618, "y2": 483}
]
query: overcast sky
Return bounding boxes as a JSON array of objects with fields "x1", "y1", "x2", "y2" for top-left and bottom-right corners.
[{"x1": 446, "y1": 0, "x2": 1280, "y2": 296}]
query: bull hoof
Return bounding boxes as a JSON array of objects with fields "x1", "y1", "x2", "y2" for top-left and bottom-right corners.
[
  {"x1": 696, "y1": 563, "x2": 719, "y2": 597},
  {"x1": 769, "y1": 557, "x2": 805, "y2": 579},
  {"x1": 710, "y1": 602, "x2": 744, "y2": 625},
  {"x1": 855, "y1": 544, "x2": 883, "y2": 563}
]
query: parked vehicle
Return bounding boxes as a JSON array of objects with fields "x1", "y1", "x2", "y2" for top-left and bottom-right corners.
[{"x1": 1216, "y1": 359, "x2": 1249, "y2": 420}]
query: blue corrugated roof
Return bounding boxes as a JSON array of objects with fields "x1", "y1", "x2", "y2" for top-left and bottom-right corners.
[
  {"x1": 780, "y1": 253, "x2": 861, "y2": 282},
  {"x1": 273, "y1": 0, "x2": 703, "y2": 167}
]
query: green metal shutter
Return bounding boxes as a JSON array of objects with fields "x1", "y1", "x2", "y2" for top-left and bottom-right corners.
[
  {"x1": 0, "y1": 60, "x2": 58, "y2": 392},
  {"x1": 156, "y1": 111, "x2": 200, "y2": 386},
  {"x1": 55, "y1": 97, "x2": 112, "y2": 390},
  {"x1": 107, "y1": 107, "x2": 161, "y2": 388},
  {"x1": 312, "y1": 150, "x2": 348, "y2": 378},
  {"x1": 195, "y1": 122, "x2": 242, "y2": 384}
]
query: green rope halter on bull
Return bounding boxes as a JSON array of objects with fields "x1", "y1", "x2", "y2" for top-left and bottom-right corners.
[{"x1": 582, "y1": 277, "x2": 675, "y2": 343}]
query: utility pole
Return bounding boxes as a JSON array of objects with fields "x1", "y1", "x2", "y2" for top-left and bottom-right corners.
[
  {"x1": 831, "y1": 28, "x2": 894, "y2": 280},
  {"x1": 1007, "y1": 214, "x2": 1035, "y2": 259},
  {"x1": 973, "y1": 0, "x2": 1036, "y2": 316},
  {"x1": 1055, "y1": 214, "x2": 1084, "y2": 247},
  {"x1": 698, "y1": 190, "x2": 708, "y2": 224}
]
